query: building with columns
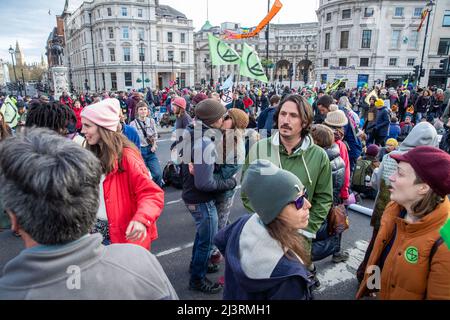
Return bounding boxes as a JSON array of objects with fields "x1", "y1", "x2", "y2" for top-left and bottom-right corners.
[
  {"x1": 315, "y1": 0, "x2": 450, "y2": 89},
  {"x1": 62, "y1": 0, "x2": 195, "y2": 92},
  {"x1": 194, "y1": 21, "x2": 318, "y2": 86}
]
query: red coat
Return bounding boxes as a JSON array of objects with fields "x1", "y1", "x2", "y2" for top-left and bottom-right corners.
[
  {"x1": 103, "y1": 147, "x2": 164, "y2": 250},
  {"x1": 71, "y1": 106, "x2": 83, "y2": 130},
  {"x1": 60, "y1": 95, "x2": 74, "y2": 108},
  {"x1": 335, "y1": 140, "x2": 350, "y2": 200}
]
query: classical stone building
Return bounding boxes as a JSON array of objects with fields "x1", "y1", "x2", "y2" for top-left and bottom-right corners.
[
  {"x1": 194, "y1": 21, "x2": 318, "y2": 86},
  {"x1": 315, "y1": 0, "x2": 450, "y2": 89},
  {"x1": 63, "y1": 0, "x2": 195, "y2": 92}
]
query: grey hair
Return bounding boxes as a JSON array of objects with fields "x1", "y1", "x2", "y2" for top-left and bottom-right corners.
[{"x1": 0, "y1": 127, "x2": 102, "y2": 245}]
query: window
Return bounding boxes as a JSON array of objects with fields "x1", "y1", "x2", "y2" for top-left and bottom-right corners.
[
  {"x1": 139, "y1": 47, "x2": 145, "y2": 62},
  {"x1": 339, "y1": 58, "x2": 347, "y2": 67},
  {"x1": 122, "y1": 7, "x2": 128, "y2": 17},
  {"x1": 364, "y1": 8, "x2": 374, "y2": 17},
  {"x1": 168, "y1": 32, "x2": 173, "y2": 43},
  {"x1": 326, "y1": 12, "x2": 332, "y2": 21},
  {"x1": 340, "y1": 31, "x2": 349, "y2": 49},
  {"x1": 394, "y1": 7, "x2": 404, "y2": 17},
  {"x1": 108, "y1": 27, "x2": 114, "y2": 39},
  {"x1": 123, "y1": 48, "x2": 131, "y2": 61},
  {"x1": 361, "y1": 30, "x2": 372, "y2": 48},
  {"x1": 323, "y1": 58, "x2": 329, "y2": 67},
  {"x1": 107, "y1": 8, "x2": 112, "y2": 16},
  {"x1": 138, "y1": 9, "x2": 143, "y2": 18},
  {"x1": 342, "y1": 9, "x2": 351, "y2": 19},
  {"x1": 122, "y1": 27, "x2": 129, "y2": 39},
  {"x1": 168, "y1": 50, "x2": 174, "y2": 61},
  {"x1": 409, "y1": 31, "x2": 418, "y2": 49},
  {"x1": 181, "y1": 33, "x2": 186, "y2": 44},
  {"x1": 157, "y1": 32, "x2": 160, "y2": 42},
  {"x1": 98, "y1": 29, "x2": 103, "y2": 41},
  {"x1": 389, "y1": 58, "x2": 397, "y2": 66},
  {"x1": 325, "y1": 33, "x2": 330, "y2": 50},
  {"x1": 360, "y1": 58, "x2": 369, "y2": 67},
  {"x1": 97, "y1": 9, "x2": 100, "y2": 18},
  {"x1": 99, "y1": 49, "x2": 104, "y2": 62},
  {"x1": 138, "y1": 28, "x2": 145, "y2": 40},
  {"x1": 414, "y1": 8, "x2": 423, "y2": 17},
  {"x1": 124, "y1": 72, "x2": 132, "y2": 87},
  {"x1": 443, "y1": 10, "x2": 450, "y2": 27},
  {"x1": 181, "y1": 51, "x2": 186, "y2": 63},
  {"x1": 111, "y1": 72, "x2": 117, "y2": 91},
  {"x1": 391, "y1": 30, "x2": 401, "y2": 48},
  {"x1": 407, "y1": 58, "x2": 415, "y2": 66},
  {"x1": 157, "y1": 50, "x2": 160, "y2": 61},
  {"x1": 109, "y1": 48, "x2": 115, "y2": 62},
  {"x1": 438, "y1": 38, "x2": 450, "y2": 55}
]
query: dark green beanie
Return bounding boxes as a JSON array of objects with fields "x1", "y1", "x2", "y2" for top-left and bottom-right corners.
[
  {"x1": 195, "y1": 98, "x2": 226, "y2": 126},
  {"x1": 242, "y1": 159, "x2": 305, "y2": 225}
]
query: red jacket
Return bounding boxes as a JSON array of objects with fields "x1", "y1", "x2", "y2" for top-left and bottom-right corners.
[
  {"x1": 71, "y1": 106, "x2": 83, "y2": 130},
  {"x1": 60, "y1": 95, "x2": 74, "y2": 108},
  {"x1": 335, "y1": 140, "x2": 350, "y2": 200},
  {"x1": 103, "y1": 147, "x2": 164, "y2": 250}
]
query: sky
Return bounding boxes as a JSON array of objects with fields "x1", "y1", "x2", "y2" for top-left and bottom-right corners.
[{"x1": 0, "y1": 0, "x2": 319, "y2": 64}]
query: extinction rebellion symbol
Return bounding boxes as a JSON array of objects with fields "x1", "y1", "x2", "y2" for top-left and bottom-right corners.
[
  {"x1": 404, "y1": 246, "x2": 419, "y2": 264},
  {"x1": 217, "y1": 42, "x2": 239, "y2": 63},
  {"x1": 246, "y1": 52, "x2": 265, "y2": 77}
]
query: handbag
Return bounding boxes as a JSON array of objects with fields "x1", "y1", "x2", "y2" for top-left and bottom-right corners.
[{"x1": 327, "y1": 204, "x2": 349, "y2": 235}]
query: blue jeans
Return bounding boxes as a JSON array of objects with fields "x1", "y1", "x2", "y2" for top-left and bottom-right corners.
[
  {"x1": 141, "y1": 146, "x2": 163, "y2": 187},
  {"x1": 186, "y1": 201, "x2": 218, "y2": 282}
]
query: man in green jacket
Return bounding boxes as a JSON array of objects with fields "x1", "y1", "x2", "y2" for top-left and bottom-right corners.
[{"x1": 241, "y1": 94, "x2": 333, "y2": 282}]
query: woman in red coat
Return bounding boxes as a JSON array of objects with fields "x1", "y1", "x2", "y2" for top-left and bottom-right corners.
[
  {"x1": 81, "y1": 98, "x2": 164, "y2": 250},
  {"x1": 71, "y1": 100, "x2": 83, "y2": 132}
]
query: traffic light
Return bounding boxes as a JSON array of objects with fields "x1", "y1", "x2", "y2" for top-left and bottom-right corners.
[
  {"x1": 176, "y1": 77, "x2": 180, "y2": 86},
  {"x1": 420, "y1": 68, "x2": 425, "y2": 77},
  {"x1": 439, "y1": 57, "x2": 449, "y2": 72},
  {"x1": 413, "y1": 65, "x2": 420, "y2": 77}
]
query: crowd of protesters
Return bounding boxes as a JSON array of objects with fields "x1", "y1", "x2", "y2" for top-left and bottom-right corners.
[{"x1": 0, "y1": 80, "x2": 449, "y2": 300}]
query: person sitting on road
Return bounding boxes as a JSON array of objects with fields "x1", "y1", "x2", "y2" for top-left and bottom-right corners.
[
  {"x1": 357, "y1": 146, "x2": 450, "y2": 300},
  {"x1": 215, "y1": 159, "x2": 313, "y2": 300},
  {"x1": 0, "y1": 127, "x2": 178, "y2": 300}
]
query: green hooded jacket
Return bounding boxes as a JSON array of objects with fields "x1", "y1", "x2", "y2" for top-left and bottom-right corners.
[{"x1": 241, "y1": 132, "x2": 333, "y2": 238}]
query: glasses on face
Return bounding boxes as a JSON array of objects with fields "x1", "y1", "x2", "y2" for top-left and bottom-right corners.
[{"x1": 293, "y1": 190, "x2": 308, "y2": 210}]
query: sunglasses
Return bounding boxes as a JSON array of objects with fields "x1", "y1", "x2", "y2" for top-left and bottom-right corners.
[{"x1": 293, "y1": 190, "x2": 308, "y2": 210}]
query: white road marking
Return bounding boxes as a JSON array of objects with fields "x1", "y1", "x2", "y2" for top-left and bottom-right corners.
[
  {"x1": 156, "y1": 242, "x2": 194, "y2": 257},
  {"x1": 316, "y1": 240, "x2": 369, "y2": 293}
]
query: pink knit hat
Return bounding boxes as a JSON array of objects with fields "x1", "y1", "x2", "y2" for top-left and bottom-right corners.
[
  {"x1": 81, "y1": 98, "x2": 120, "y2": 132},
  {"x1": 172, "y1": 97, "x2": 186, "y2": 109}
]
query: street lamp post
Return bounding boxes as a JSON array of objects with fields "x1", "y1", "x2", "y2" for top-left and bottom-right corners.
[
  {"x1": 21, "y1": 69, "x2": 27, "y2": 97},
  {"x1": 8, "y1": 45, "x2": 18, "y2": 95},
  {"x1": 83, "y1": 56, "x2": 89, "y2": 91},
  {"x1": 204, "y1": 58, "x2": 214, "y2": 88},
  {"x1": 139, "y1": 38, "x2": 145, "y2": 91},
  {"x1": 304, "y1": 38, "x2": 310, "y2": 84},
  {"x1": 418, "y1": 0, "x2": 435, "y2": 86},
  {"x1": 88, "y1": 13, "x2": 98, "y2": 92},
  {"x1": 265, "y1": 0, "x2": 270, "y2": 79}
]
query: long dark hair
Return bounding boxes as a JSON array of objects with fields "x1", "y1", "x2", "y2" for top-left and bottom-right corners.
[
  {"x1": 0, "y1": 111, "x2": 12, "y2": 141},
  {"x1": 266, "y1": 217, "x2": 311, "y2": 266},
  {"x1": 85, "y1": 126, "x2": 138, "y2": 174},
  {"x1": 274, "y1": 94, "x2": 314, "y2": 138}
]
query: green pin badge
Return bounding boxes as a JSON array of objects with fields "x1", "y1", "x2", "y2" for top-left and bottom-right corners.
[
  {"x1": 405, "y1": 246, "x2": 419, "y2": 264},
  {"x1": 440, "y1": 219, "x2": 450, "y2": 250}
]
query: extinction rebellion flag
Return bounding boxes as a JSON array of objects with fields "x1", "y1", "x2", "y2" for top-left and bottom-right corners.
[
  {"x1": 239, "y1": 43, "x2": 268, "y2": 83},
  {"x1": 208, "y1": 34, "x2": 241, "y2": 66}
]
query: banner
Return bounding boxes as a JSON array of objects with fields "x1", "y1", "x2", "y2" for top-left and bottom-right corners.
[
  {"x1": 364, "y1": 89, "x2": 378, "y2": 105},
  {"x1": 220, "y1": 74, "x2": 234, "y2": 91},
  {"x1": 417, "y1": 9, "x2": 428, "y2": 32},
  {"x1": 239, "y1": 43, "x2": 268, "y2": 83},
  {"x1": 0, "y1": 96, "x2": 18, "y2": 128},
  {"x1": 223, "y1": 0, "x2": 283, "y2": 39},
  {"x1": 208, "y1": 34, "x2": 240, "y2": 66}
]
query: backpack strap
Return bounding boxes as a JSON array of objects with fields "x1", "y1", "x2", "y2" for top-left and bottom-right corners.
[{"x1": 429, "y1": 237, "x2": 444, "y2": 266}]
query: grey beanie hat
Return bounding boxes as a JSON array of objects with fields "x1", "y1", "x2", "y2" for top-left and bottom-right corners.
[
  {"x1": 241, "y1": 159, "x2": 305, "y2": 225},
  {"x1": 195, "y1": 98, "x2": 226, "y2": 126}
]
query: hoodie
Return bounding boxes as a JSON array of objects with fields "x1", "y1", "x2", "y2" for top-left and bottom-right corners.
[
  {"x1": 241, "y1": 132, "x2": 333, "y2": 238},
  {"x1": 0, "y1": 234, "x2": 178, "y2": 300},
  {"x1": 214, "y1": 214, "x2": 314, "y2": 300}
]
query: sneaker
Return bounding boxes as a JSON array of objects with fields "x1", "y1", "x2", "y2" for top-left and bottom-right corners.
[
  {"x1": 332, "y1": 251, "x2": 350, "y2": 263},
  {"x1": 189, "y1": 277, "x2": 222, "y2": 294},
  {"x1": 189, "y1": 263, "x2": 220, "y2": 274}
]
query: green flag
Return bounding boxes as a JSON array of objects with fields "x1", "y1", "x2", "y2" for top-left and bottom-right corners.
[
  {"x1": 208, "y1": 34, "x2": 240, "y2": 66},
  {"x1": 239, "y1": 43, "x2": 268, "y2": 83}
]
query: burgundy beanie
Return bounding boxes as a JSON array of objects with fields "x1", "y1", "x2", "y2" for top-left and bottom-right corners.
[
  {"x1": 366, "y1": 144, "x2": 380, "y2": 158},
  {"x1": 81, "y1": 98, "x2": 120, "y2": 132},
  {"x1": 390, "y1": 146, "x2": 450, "y2": 197},
  {"x1": 192, "y1": 93, "x2": 208, "y2": 105},
  {"x1": 172, "y1": 97, "x2": 187, "y2": 109}
]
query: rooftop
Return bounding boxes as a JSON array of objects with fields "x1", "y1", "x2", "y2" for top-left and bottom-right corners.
[{"x1": 156, "y1": 5, "x2": 187, "y2": 19}]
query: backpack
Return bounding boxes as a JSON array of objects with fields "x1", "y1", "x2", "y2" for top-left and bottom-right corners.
[
  {"x1": 352, "y1": 159, "x2": 373, "y2": 193},
  {"x1": 163, "y1": 161, "x2": 183, "y2": 189}
]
